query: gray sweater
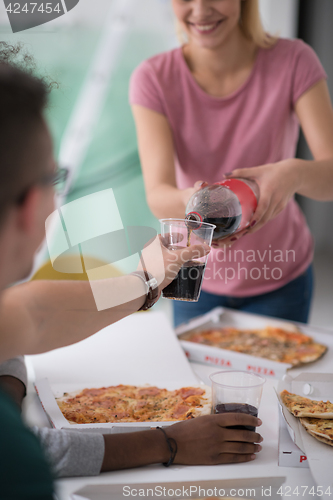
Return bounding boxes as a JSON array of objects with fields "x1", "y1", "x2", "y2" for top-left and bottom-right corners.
[{"x1": 0, "y1": 357, "x2": 105, "y2": 477}]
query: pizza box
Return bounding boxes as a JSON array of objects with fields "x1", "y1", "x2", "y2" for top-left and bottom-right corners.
[
  {"x1": 32, "y1": 312, "x2": 208, "y2": 433},
  {"x1": 176, "y1": 307, "x2": 292, "y2": 379},
  {"x1": 176, "y1": 307, "x2": 332, "y2": 379},
  {"x1": 278, "y1": 409, "x2": 308, "y2": 468},
  {"x1": 277, "y1": 373, "x2": 333, "y2": 493}
]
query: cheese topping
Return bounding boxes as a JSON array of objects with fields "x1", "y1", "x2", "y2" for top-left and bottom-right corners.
[
  {"x1": 57, "y1": 385, "x2": 208, "y2": 424},
  {"x1": 281, "y1": 390, "x2": 333, "y2": 417},
  {"x1": 182, "y1": 326, "x2": 327, "y2": 366}
]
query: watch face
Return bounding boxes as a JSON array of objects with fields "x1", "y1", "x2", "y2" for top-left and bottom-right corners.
[
  {"x1": 131, "y1": 271, "x2": 159, "y2": 311},
  {"x1": 148, "y1": 278, "x2": 159, "y2": 289}
]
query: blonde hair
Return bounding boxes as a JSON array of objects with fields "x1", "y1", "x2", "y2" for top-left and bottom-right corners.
[
  {"x1": 240, "y1": 0, "x2": 277, "y2": 48},
  {"x1": 176, "y1": 0, "x2": 277, "y2": 49}
]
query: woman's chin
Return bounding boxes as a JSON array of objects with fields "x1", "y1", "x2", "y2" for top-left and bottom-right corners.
[{"x1": 191, "y1": 35, "x2": 227, "y2": 51}]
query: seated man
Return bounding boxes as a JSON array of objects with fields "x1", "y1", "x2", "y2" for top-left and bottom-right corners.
[
  {"x1": 0, "y1": 45, "x2": 262, "y2": 498},
  {"x1": 0, "y1": 357, "x2": 106, "y2": 478}
]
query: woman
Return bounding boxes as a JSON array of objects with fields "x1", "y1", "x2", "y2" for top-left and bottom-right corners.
[{"x1": 130, "y1": 0, "x2": 333, "y2": 326}]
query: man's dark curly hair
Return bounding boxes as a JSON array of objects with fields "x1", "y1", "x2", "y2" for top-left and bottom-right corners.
[{"x1": 0, "y1": 42, "x2": 56, "y2": 225}]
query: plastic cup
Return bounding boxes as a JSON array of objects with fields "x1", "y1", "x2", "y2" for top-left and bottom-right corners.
[
  {"x1": 209, "y1": 371, "x2": 265, "y2": 431},
  {"x1": 160, "y1": 218, "x2": 215, "y2": 302}
]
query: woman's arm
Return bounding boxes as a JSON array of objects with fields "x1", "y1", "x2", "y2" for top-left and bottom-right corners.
[
  {"x1": 132, "y1": 105, "x2": 200, "y2": 218},
  {"x1": 294, "y1": 79, "x2": 333, "y2": 199},
  {"x1": 223, "y1": 79, "x2": 333, "y2": 239}
]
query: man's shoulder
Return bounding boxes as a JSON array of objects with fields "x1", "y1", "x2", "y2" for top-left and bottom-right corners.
[
  {"x1": 0, "y1": 387, "x2": 22, "y2": 425},
  {"x1": 0, "y1": 389, "x2": 54, "y2": 491}
]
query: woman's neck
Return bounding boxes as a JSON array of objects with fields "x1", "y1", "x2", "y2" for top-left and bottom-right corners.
[{"x1": 182, "y1": 28, "x2": 257, "y2": 97}]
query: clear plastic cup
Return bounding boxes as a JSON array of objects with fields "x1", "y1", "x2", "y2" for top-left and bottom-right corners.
[
  {"x1": 210, "y1": 371, "x2": 265, "y2": 431},
  {"x1": 160, "y1": 218, "x2": 215, "y2": 302}
]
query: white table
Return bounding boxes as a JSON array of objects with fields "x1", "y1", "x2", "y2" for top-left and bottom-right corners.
[
  {"x1": 23, "y1": 361, "x2": 322, "y2": 500},
  {"x1": 23, "y1": 312, "x2": 333, "y2": 500}
]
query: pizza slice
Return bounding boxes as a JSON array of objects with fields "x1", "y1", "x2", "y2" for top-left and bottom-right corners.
[
  {"x1": 280, "y1": 390, "x2": 333, "y2": 418},
  {"x1": 300, "y1": 417, "x2": 333, "y2": 447}
]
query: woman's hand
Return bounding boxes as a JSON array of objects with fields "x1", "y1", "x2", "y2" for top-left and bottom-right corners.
[
  {"x1": 167, "y1": 413, "x2": 263, "y2": 465},
  {"x1": 181, "y1": 180, "x2": 209, "y2": 210},
  {"x1": 222, "y1": 160, "x2": 302, "y2": 240}
]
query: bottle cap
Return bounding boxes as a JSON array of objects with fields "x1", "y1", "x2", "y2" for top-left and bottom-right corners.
[{"x1": 185, "y1": 212, "x2": 203, "y2": 229}]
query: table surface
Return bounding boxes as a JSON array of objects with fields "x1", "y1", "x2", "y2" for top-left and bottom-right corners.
[
  {"x1": 24, "y1": 360, "x2": 326, "y2": 500},
  {"x1": 23, "y1": 312, "x2": 333, "y2": 500}
]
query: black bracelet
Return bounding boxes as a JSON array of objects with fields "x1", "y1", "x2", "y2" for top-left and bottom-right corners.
[{"x1": 156, "y1": 427, "x2": 178, "y2": 467}]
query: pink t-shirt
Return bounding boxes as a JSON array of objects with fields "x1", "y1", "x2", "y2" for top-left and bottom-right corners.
[{"x1": 130, "y1": 38, "x2": 327, "y2": 297}]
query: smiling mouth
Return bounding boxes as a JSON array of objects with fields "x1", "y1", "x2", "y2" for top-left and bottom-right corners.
[{"x1": 189, "y1": 19, "x2": 224, "y2": 34}]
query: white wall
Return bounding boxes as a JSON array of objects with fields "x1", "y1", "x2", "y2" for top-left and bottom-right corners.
[{"x1": 259, "y1": 0, "x2": 299, "y2": 38}]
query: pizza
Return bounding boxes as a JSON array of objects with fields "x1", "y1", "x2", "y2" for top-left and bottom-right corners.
[
  {"x1": 280, "y1": 391, "x2": 333, "y2": 448},
  {"x1": 180, "y1": 325, "x2": 327, "y2": 366},
  {"x1": 300, "y1": 417, "x2": 333, "y2": 447},
  {"x1": 280, "y1": 390, "x2": 333, "y2": 418},
  {"x1": 57, "y1": 384, "x2": 211, "y2": 424}
]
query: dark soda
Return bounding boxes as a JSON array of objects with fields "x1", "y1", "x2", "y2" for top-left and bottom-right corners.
[
  {"x1": 204, "y1": 215, "x2": 242, "y2": 240},
  {"x1": 187, "y1": 227, "x2": 192, "y2": 247},
  {"x1": 162, "y1": 261, "x2": 205, "y2": 301},
  {"x1": 214, "y1": 402, "x2": 258, "y2": 431}
]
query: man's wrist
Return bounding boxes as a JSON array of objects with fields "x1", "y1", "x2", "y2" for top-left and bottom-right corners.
[
  {"x1": 101, "y1": 429, "x2": 170, "y2": 471},
  {"x1": 130, "y1": 271, "x2": 159, "y2": 311},
  {"x1": 150, "y1": 428, "x2": 171, "y2": 464},
  {"x1": 0, "y1": 375, "x2": 26, "y2": 408}
]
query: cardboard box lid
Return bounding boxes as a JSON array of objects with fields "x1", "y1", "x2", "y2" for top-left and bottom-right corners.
[
  {"x1": 277, "y1": 373, "x2": 333, "y2": 490},
  {"x1": 176, "y1": 306, "x2": 305, "y2": 335},
  {"x1": 30, "y1": 312, "x2": 198, "y2": 388}
]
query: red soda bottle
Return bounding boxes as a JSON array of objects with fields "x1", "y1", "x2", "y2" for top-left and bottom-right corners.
[{"x1": 185, "y1": 178, "x2": 259, "y2": 241}]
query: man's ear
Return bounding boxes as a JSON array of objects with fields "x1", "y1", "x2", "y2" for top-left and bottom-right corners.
[{"x1": 16, "y1": 187, "x2": 43, "y2": 234}]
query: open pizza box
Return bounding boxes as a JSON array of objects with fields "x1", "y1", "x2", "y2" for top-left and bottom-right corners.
[
  {"x1": 33, "y1": 312, "x2": 209, "y2": 433},
  {"x1": 277, "y1": 373, "x2": 333, "y2": 492},
  {"x1": 176, "y1": 307, "x2": 293, "y2": 379},
  {"x1": 278, "y1": 410, "x2": 309, "y2": 468},
  {"x1": 176, "y1": 307, "x2": 331, "y2": 379}
]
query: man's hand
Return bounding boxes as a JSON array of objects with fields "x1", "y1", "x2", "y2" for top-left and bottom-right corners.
[
  {"x1": 167, "y1": 413, "x2": 263, "y2": 465},
  {"x1": 101, "y1": 413, "x2": 262, "y2": 471},
  {"x1": 139, "y1": 234, "x2": 211, "y2": 293}
]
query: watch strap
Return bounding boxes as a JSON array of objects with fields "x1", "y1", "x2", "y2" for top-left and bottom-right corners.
[{"x1": 131, "y1": 270, "x2": 159, "y2": 311}]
